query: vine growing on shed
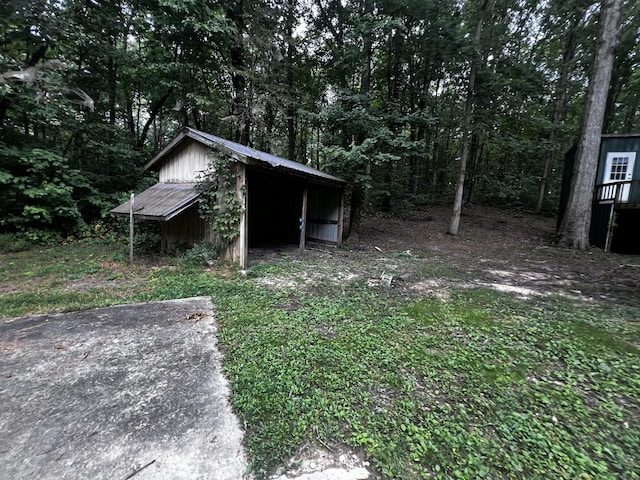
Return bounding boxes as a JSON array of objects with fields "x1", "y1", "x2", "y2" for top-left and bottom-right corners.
[{"x1": 196, "y1": 150, "x2": 245, "y2": 246}]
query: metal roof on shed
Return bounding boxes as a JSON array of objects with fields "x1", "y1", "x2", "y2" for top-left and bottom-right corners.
[
  {"x1": 145, "y1": 127, "x2": 346, "y2": 185},
  {"x1": 110, "y1": 183, "x2": 199, "y2": 221}
]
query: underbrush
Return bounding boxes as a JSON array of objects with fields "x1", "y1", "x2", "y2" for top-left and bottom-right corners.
[
  {"x1": 1, "y1": 242, "x2": 638, "y2": 479},
  {"x1": 0, "y1": 233, "x2": 34, "y2": 253}
]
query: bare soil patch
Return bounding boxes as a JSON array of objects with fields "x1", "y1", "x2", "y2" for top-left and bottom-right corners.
[
  {"x1": 250, "y1": 205, "x2": 639, "y2": 306},
  {"x1": 355, "y1": 205, "x2": 640, "y2": 304}
]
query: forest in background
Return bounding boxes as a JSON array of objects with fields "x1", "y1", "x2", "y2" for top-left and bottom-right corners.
[{"x1": 1, "y1": 0, "x2": 639, "y2": 242}]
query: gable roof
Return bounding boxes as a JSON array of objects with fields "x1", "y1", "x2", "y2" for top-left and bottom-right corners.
[
  {"x1": 110, "y1": 183, "x2": 199, "y2": 221},
  {"x1": 145, "y1": 127, "x2": 346, "y2": 186}
]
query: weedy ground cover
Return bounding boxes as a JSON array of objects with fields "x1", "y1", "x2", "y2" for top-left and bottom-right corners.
[
  {"x1": 1, "y1": 238, "x2": 638, "y2": 479},
  {"x1": 215, "y1": 262, "x2": 639, "y2": 479}
]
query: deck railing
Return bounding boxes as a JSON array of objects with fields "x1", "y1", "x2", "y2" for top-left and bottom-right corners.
[{"x1": 594, "y1": 179, "x2": 640, "y2": 206}]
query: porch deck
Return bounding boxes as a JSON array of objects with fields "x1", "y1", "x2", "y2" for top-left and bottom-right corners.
[{"x1": 594, "y1": 179, "x2": 640, "y2": 208}]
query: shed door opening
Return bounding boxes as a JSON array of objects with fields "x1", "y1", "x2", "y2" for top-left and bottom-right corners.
[
  {"x1": 247, "y1": 169, "x2": 303, "y2": 247},
  {"x1": 601, "y1": 152, "x2": 636, "y2": 202}
]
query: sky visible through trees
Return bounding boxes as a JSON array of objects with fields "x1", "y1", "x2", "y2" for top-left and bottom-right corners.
[{"x1": 1, "y1": 0, "x2": 638, "y2": 241}]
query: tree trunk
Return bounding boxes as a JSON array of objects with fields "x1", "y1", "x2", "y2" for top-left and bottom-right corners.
[
  {"x1": 410, "y1": 127, "x2": 421, "y2": 196},
  {"x1": 465, "y1": 134, "x2": 482, "y2": 205},
  {"x1": 227, "y1": 0, "x2": 249, "y2": 145},
  {"x1": 346, "y1": 184, "x2": 363, "y2": 243},
  {"x1": 536, "y1": 13, "x2": 581, "y2": 213},
  {"x1": 136, "y1": 89, "x2": 172, "y2": 150},
  {"x1": 107, "y1": 49, "x2": 117, "y2": 126},
  {"x1": 346, "y1": 0, "x2": 373, "y2": 243},
  {"x1": 286, "y1": 0, "x2": 297, "y2": 161},
  {"x1": 448, "y1": 0, "x2": 491, "y2": 236},
  {"x1": 622, "y1": 98, "x2": 638, "y2": 131},
  {"x1": 557, "y1": 0, "x2": 622, "y2": 249}
]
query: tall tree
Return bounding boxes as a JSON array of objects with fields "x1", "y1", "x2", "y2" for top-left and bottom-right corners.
[
  {"x1": 557, "y1": 0, "x2": 622, "y2": 249},
  {"x1": 226, "y1": 0, "x2": 250, "y2": 145},
  {"x1": 448, "y1": 0, "x2": 491, "y2": 236},
  {"x1": 603, "y1": 0, "x2": 640, "y2": 132},
  {"x1": 4, "y1": 0, "x2": 640, "y2": 240},
  {"x1": 535, "y1": 0, "x2": 589, "y2": 213}
]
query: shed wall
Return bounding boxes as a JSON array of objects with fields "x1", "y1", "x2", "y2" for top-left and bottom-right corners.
[
  {"x1": 597, "y1": 137, "x2": 640, "y2": 183},
  {"x1": 160, "y1": 205, "x2": 213, "y2": 251},
  {"x1": 598, "y1": 137, "x2": 640, "y2": 205},
  {"x1": 159, "y1": 141, "x2": 211, "y2": 183},
  {"x1": 306, "y1": 187, "x2": 342, "y2": 243}
]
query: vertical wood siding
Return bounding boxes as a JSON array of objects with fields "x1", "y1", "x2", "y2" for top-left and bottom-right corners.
[
  {"x1": 160, "y1": 206, "x2": 213, "y2": 251},
  {"x1": 159, "y1": 141, "x2": 211, "y2": 183},
  {"x1": 598, "y1": 137, "x2": 640, "y2": 204},
  {"x1": 598, "y1": 137, "x2": 640, "y2": 183}
]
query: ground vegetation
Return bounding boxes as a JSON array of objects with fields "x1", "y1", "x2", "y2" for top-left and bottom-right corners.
[{"x1": 1, "y1": 207, "x2": 638, "y2": 479}]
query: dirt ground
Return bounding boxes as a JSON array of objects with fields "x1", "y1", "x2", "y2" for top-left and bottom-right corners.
[{"x1": 296, "y1": 204, "x2": 640, "y2": 306}]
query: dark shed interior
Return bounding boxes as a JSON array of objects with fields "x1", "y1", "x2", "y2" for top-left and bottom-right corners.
[
  {"x1": 247, "y1": 168, "x2": 304, "y2": 247},
  {"x1": 610, "y1": 209, "x2": 640, "y2": 254}
]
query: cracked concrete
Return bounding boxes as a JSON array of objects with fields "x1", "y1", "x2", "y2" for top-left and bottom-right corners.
[{"x1": 0, "y1": 297, "x2": 248, "y2": 480}]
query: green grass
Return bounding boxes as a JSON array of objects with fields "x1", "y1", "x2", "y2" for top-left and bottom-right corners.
[
  {"x1": 1, "y1": 241, "x2": 639, "y2": 479},
  {"x1": 215, "y1": 280, "x2": 640, "y2": 479}
]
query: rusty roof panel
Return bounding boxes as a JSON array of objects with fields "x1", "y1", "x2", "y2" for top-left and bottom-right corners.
[{"x1": 110, "y1": 183, "x2": 199, "y2": 221}]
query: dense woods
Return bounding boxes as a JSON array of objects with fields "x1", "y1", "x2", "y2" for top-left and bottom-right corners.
[{"x1": 1, "y1": 0, "x2": 639, "y2": 242}]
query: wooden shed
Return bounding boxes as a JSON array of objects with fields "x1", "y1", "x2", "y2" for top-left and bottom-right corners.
[
  {"x1": 111, "y1": 128, "x2": 347, "y2": 267},
  {"x1": 559, "y1": 134, "x2": 640, "y2": 254}
]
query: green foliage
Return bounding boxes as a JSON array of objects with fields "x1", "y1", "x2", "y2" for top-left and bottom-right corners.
[
  {"x1": 0, "y1": 233, "x2": 34, "y2": 252},
  {"x1": 211, "y1": 262, "x2": 640, "y2": 479},
  {"x1": 216, "y1": 285, "x2": 640, "y2": 479},
  {"x1": 0, "y1": 146, "x2": 91, "y2": 236},
  {"x1": 1, "y1": 0, "x2": 638, "y2": 237},
  {"x1": 196, "y1": 150, "x2": 245, "y2": 246},
  {"x1": 179, "y1": 242, "x2": 220, "y2": 267}
]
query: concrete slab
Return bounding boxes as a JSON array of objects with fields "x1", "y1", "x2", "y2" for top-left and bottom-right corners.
[{"x1": 0, "y1": 297, "x2": 248, "y2": 480}]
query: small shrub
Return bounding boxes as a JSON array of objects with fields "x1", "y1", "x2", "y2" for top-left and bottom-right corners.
[
  {"x1": 133, "y1": 222, "x2": 162, "y2": 253},
  {"x1": 179, "y1": 242, "x2": 220, "y2": 267},
  {"x1": 0, "y1": 233, "x2": 33, "y2": 252}
]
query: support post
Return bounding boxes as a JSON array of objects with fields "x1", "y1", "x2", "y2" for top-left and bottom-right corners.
[
  {"x1": 337, "y1": 188, "x2": 345, "y2": 245},
  {"x1": 299, "y1": 185, "x2": 308, "y2": 256},
  {"x1": 129, "y1": 193, "x2": 134, "y2": 264},
  {"x1": 604, "y1": 205, "x2": 616, "y2": 253},
  {"x1": 237, "y1": 163, "x2": 248, "y2": 269}
]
